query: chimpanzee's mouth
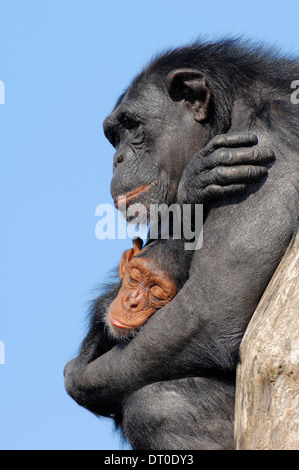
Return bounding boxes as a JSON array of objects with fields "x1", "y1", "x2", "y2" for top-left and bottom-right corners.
[
  {"x1": 114, "y1": 181, "x2": 157, "y2": 208},
  {"x1": 108, "y1": 312, "x2": 136, "y2": 329}
]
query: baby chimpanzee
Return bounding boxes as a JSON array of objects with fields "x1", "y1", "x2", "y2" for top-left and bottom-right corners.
[{"x1": 106, "y1": 237, "x2": 193, "y2": 339}]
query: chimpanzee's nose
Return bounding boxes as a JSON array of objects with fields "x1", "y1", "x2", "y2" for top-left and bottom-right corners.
[
  {"x1": 124, "y1": 291, "x2": 146, "y2": 311},
  {"x1": 114, "y1": 153, "x2": 124, "y2": 167},
  {"x1": 113, "y1": 144, "x2": 135, "y2": 170}
]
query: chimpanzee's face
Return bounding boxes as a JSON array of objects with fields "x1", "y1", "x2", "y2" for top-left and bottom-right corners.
[{"x1": 103, "y1": 77, "x2": 209, "y2": 218}]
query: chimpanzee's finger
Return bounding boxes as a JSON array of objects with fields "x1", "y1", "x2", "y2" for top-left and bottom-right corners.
[
  {"x1": 200, "y1": 133, "x2": 258, "y2": 157},
  {"x1": 199, "y1": 184, "x2": 248, "y2": 202},
  {"x1": 198, "y1": 165, "x2": 268, "y2": 187},
  {"x1": 199, "y1": 147, "x2": 275, "y2": 171}
]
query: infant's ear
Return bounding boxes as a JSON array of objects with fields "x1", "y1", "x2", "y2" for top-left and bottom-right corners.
[
  {"x1": 118, "y1": 238, "x2": 143, "y2": 279},
  {"x1": 132, "y1": 237, "x2": 143, "y2": 253}
]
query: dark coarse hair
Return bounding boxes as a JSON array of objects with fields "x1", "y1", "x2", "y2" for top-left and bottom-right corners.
[{"x1": 129, "y1": 38, "x2": 299, "y2": 141}]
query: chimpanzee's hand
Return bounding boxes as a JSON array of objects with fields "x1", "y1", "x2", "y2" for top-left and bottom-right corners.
[{"x1": 177, "y1": 133, "x2": 275, "y2": 205}]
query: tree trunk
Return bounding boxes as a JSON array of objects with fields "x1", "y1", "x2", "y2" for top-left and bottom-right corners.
[{"x1": 234, "y1": 231, "x2": 299, "y2": 450}]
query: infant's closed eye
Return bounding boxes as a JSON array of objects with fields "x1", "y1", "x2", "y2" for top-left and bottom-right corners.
[
  {"x1": 150, "y1": 285, "x2": 167, "y2": 300},
  {"x1": 129, "y1": 268, "x2": 142, "y2": 283}
]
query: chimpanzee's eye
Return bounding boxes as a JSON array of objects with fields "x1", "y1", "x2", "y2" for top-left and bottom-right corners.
[
  {"x1": 123, "y1": 117, "x2": 138, "y2": 130},
  {"x1": 150, "y1": 285, "x2": 166, "y2": 301},
  {"x1": 129, "y1": 268, "x2": 142, "y2": 283}
]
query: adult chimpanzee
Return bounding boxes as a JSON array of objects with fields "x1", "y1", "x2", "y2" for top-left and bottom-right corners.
[{"x1": 65, "y1": 39, "x2": 299, "y2": 450}]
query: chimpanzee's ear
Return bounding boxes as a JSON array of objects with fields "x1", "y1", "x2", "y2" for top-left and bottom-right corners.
[
  {"x1": 166, "y1": 68, "x2": 210, "y2": 122},
  {"x1": 119, "y1": 238, "x2": 143, "y2": 279}
]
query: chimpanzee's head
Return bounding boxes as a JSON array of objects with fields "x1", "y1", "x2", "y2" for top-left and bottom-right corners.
[{"x1": 103, "y1": 67, "x2": 213, "y2": 217}]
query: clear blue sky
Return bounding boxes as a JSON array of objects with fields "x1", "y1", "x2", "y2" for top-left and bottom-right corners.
[{"x1": 1, "y1": 0, "x2": 299, "y2": 450}]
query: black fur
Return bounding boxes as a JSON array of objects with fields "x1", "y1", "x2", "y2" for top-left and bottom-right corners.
[{"x1": 65, "y1": 39, "x2": 299, "y2": 450}]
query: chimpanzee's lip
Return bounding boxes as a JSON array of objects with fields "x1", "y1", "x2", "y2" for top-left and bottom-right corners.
[
  {"x1": 109, "y1": 313, "x2": 134, "y2": 329},
  {"x1": 114, "y1": 181, "x2": 157, "y2": 208}
]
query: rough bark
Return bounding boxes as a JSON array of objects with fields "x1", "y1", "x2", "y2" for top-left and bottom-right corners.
[{"x1": 234, "y1": 231, "x2": 299, "y2": 450}]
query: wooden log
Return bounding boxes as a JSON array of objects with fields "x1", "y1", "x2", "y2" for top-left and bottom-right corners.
[{"x1": 234, "y1": 231, "x2": 299, "y2": 450}]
